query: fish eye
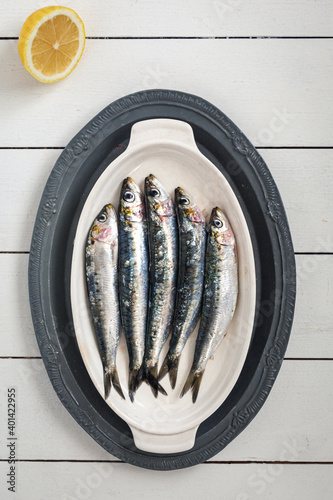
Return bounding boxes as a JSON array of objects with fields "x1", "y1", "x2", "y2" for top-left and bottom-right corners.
[
  {"x1": 179, "y1": 196, "x2": 190, "y2": 206},
  {"x1": 149, "y1": 188, "x2": 160, "y2": 197},
  {"x1": 123, "y1": 190, "x2": 135, "y2": 202},
  {"x1": 97, "y1": 213, "x2": 107, "y2": 223},
  {"x1": 213, "y1": 218, "x2": 224, "y2": 228}
]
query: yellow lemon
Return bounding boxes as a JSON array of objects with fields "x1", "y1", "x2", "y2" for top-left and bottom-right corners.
[{"x1": 18, "y1": 6, "x2": 85, "y2": 83}]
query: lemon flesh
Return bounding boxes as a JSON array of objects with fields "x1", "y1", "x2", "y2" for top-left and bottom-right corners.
[{"x1": 18, "y1": 6, "x2": 85, "y2": 83}]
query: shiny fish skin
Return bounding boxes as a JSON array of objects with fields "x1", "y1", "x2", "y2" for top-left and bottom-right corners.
[
  {"x1": 85, "y1": 204, "x2": 125, "y2": 400},
  {"x1": 159, "y1": 187, "x2": 206, "y2": 389},
  {"x1": 118, "y1": 177, "x2": 148, "y2": 402},
  {"x1": 134, "y1": 174, "x2": 178, "y2": 397},
  {"x1": 181, "y1": 207, "x2": 238, "y2": 403}
]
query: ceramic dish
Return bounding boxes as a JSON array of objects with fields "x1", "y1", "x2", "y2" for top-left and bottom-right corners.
[
  {"x1": 28, "y1": 89, "x2": 296, "y2": 469},
  {"x1": 71, "y1": 118, "x2": 256, "y2": 453}
]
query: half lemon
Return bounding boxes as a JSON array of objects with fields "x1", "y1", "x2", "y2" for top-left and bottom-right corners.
[{"x1": 18, "y1": 6, "x2": 85, "y2": 83}]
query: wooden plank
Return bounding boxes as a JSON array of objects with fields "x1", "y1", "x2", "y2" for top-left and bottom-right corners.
[
  {"x1": 1, "y1": 253, "x2": 333, "y2": 358},
  {"x1": 1, "y1": 252, "x2": 333, "y2": 357},
  {"x1": 0, "y1": 462, "x2": 332, "y2": 500},
  {"x1": 251, "y1": 149, "x2": 333, "y2": 254},
  {"x1": 0, "y1": 149, "x2": 58, "y2": 253},
  {"x1": 1, "y1": 0, "x2": 332, "y2": 37},
  {"x1": 287, "y1": 255, "x2": 333, "y2": 358},
  {"x1": 0, "y1": 0, "x2": 331, "y2": 494},
  {"x1": 1, "y1": 39, "x2": 332, "y2": 147},
  {"x1": 0, "y1": 255, "x2": 39, "y2": 357},
  {"x1": 0, "y1": 359, "x2": 331, "y2": 461},
  {"x1": 0, "y1": 148, "x2": 332, "y2": 253}
]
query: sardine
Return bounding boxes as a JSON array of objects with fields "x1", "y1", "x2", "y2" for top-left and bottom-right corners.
[
  {"x1": 85, "y1": 204, "x2": 125, "y2": 400},
  {"x1": 134, "y1": 174, "x2": 178, "y2": 397},
  {"x1": 159, "y1": 187, "x2": 206, "y2": 388},
  {"x1": 118, "y1": 177, "x2": 148, "y2": 402},
  {"x1": 180, "y1": 207, "x2": 238, "y2": 403}
]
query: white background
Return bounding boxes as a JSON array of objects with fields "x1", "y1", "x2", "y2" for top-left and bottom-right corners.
[{"x1": 0, "y1": 1, "x2": 332, "y2": 499}]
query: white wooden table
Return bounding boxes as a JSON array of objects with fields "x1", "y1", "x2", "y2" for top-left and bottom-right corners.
[{"x1": 1, "y1": 1, "x2": 332, "y2": 498}]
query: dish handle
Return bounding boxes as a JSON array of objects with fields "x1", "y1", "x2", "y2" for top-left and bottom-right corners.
[
  {"x1": 128, "y1": 118, "x2": 198, "y2": 150},
  {"x1": 130, "y1": 424, "x2": 199, "y2": 454}
]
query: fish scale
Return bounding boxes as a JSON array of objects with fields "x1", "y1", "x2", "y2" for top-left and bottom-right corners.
[
  {"x1": 118, "y1": 177, "x2": 148, "y2": 402},
  {"x1": 133, "y1": 174, "x2": 178, "y2": 397},
  {"x1": 147, "y1": 216, "x2": 177, "y2": 361},
  {"x1": 158, "y1": 187, "x2": 206, "y2": 389},
  {"x1": 85, "y1": 204, "x2": 124, "y2": 401},
  {"x1": 197, "y1": 239, "x2": 237, "y2": 357},
  {"x1": 181, "y1": 206, "x2": 238, "y2": 403}
]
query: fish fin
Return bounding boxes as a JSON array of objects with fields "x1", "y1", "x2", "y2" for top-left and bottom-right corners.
[
  {"x1": 132, "y1": 364, "x2": 168, "y2": 398},
  {"x1": 131, "y1": 364, "x2": 145, "y2": 395},
  {"x1": 180, "y1": 369, "x2": 205, "y2": 403},
  {"x1": 128, "y1": 368, "x2": 140, "y2": 403},
  {"x1": 146, "y1": 365, "x2": 168, "y2": 398},
  {"x1": 158, "y1": 354, "x2": 169, "y2": 381},
  {"x1": 104, "y1": 367, "x2": 125, "y2": 400},
  {"x1": 158, "y1": 354, "x2": 180, "y2": 389},
  {"x1": 168, "y1": 357, "x2": 180, "y2": 390},
  {"x1": 104, "y1": 370, "x2": 112, "y2": 400},
  {"x1": 191, "y1": 370, "x2": 204, "y2": 403},
  {"x1": 179, "y1": 370, "x2": 195, "y2": 399}
]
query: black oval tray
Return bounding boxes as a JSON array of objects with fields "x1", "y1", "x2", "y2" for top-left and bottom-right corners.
[{"x1": 28, "y1": 89, "x2": 296, "y2": 470}]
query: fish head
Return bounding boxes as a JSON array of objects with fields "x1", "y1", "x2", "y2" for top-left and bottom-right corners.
[
  {"x1": 175, "y1": 187, "x2": 205, "y2": 224},
  {"x1": 145, "y1": 174, "x2": 174, "y2": 216},
  {"x1": 209, "y1": 207, "x2": 235, "y2": 247},
  {"x1": 119, "y1": 177, "x2": 146, "y2": 223},
  {"x1": 90, "y1": 204, "x2": 118, "y2": 245}
]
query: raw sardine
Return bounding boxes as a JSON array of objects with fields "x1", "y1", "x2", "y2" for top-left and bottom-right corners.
[
  {"x1": 135, "y1": 174, "x2": 178, "y2": 397},
  {"x1": 85, "y1": 204, "x2": 125, "y2": 400},
  {"x1": 180, "y1": 207, "x2": 238, "y2": 403},
  {"x1": 159, "y1": 187, "x2": 206, "y2": 388},
  {"x1": 118, "y1": 177, "x2": 148, "y2": 402}
]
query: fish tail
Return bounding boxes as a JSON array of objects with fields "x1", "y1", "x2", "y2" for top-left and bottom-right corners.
[
  {"x1": 191, "y1": 370, "x2": 204, "y2": 403},
  {"x1": 104, "y1": 367, "x2": 125, "y2": 400},
  {"x1": 158, "y1": 354, "x2": 180, "y2": 389},
  {"x1": 180, "y1": 369, "x2": 205, "y2": 403},
  {"x1": 179, "y1": 370, "x2": 195, "y2": 399},
  {"x1": 157, "y1": 354, "x2": 170, "y2": 381},
  {"x1": 130, "y1": 364, "x2": 168, "y2": 398},
  {"x1": 131, "y1": 364, "x2": 145, "y2": 395},
  {"x1": 132, "y1": 364, "x2": 168, "y2": 398},
  {"x1": 128, "y1": 368, "x2": 140, "y2": 403},
  {"x1": 146, "y1": 365, "x2": 168, "y2": 398}
]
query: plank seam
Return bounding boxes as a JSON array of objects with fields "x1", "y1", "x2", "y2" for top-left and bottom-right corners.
[
  {"x1": 0, "y1": 251, "x2": 29, "y2": 254},
  {"x1": 1, "y1": 36, "x2": 333, "y2": 40},
  {"x1": 257, "y1": 146, "x2": 333, "y2": 150},
  {"x1": 0, "y1": 356, "x2": 42, "y2": 359},
  {"x1": 204, "y1": 461, "x2": 333, "y2": 465},
  {"x1": 0, "y1": 459, "x2": 331, "y2": 464},
  {"x1": 294, "y1": 252, "x2": 333, "y2": 256},
  {"x1": 284, "y1": 358, "x2": 333, "y2": 361}
]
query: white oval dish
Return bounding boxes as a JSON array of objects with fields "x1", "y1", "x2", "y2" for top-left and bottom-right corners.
[{"x1": 71, "y1": 118, "x2": 256, "y2": 454}]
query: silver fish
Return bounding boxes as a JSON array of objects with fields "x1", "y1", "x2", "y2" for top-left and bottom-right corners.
[
  {"x1": 134, "y1": 174, "x2": 178, "y2": 397},
  {"x1": 181, "y1": 207, "x2": 238, "y2": 403},
  {"x1": 118, "y1": 177, "x2": 148, "y2": 402},
  {"x1": 85, "y1": 204, "x2": 125, "y2": 400},
  {"x1": 159, "y1": 187, "x2": 206, "y2": 389}
]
